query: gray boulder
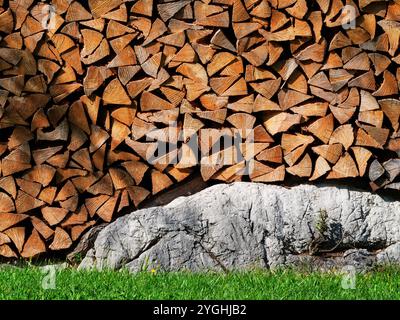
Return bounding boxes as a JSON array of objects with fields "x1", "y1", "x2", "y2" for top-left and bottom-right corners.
[{"x1": 79, "y1": 183, "x2": 400, "y2": 272}]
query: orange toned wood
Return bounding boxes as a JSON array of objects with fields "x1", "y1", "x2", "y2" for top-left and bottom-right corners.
[
  {"x1": 0, "y1": 0, "x2": 399, "y2": 259},
  {"x1": 310, "y1": 156, "x2": 331, "y2": 181},
  {"x1": 126, "y1": 186, "x2": 151, "y2": 208},
  {"x1": 4, "y1": 227, "x2": 25, "y2": 252},
  {"x1": 327, "y1": 153, "x2": 359, "y2": 179},
  {"x1": 263, "y1": 112, "x2": 301, "y2": 136},
  {"x1": 71, "y1": 221, "x2": 96, "y2": 242},
  {"x1": 49, "y1": 227, "x2": 72, "y2": 250},
  {"x1": 252, "y1": 165, "x2": 286, "y2": 182},
  {"x1": 286, "y1": 154, "x2": 312, "y2": 178},
  {"x1": 0, "y1": 213, "x2": 28, "y2": 232},
  {"x1": 31, "y1": 216, "x2": 54, "y2": 240},
  {"x1": 41, "y1": 207, "x2": 69, "y2": 226},
  {"x1": 151, "y1": 170, "x2": 173, "y2": 195},
  {"x1": 329, "y1": 124, "x2": 354, "y2": 150},
  {"x1": 0, "y1": 192, "x2": 15, "y2": 213},
  {"x1": 0, "y1": 244, "x2": 17, "y2": 258},
  {"x1": 87, "y1": 174, "x2": 114, "y2": 196},
  {"x1": 15, "y1": 191, "x2": 45, "y2": 214},
  {"x1": 307, "y1": 114, "x2": 334, "y2": 144},
  {"x1": 21, "y1": 229, "x2": 46, "y2": 258}
]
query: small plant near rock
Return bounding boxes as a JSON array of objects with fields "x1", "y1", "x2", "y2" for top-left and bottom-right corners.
[
  {"x1": 309, "y1": 209, "x2": 349, "y2": 256},
  {"x1": 316, "y1": 209, "x2": 329, "y2": 237},
  {"x1": 139, "y1": 256, "x2": 160, "y2": 274},
  {"x1": 71, "y1": 253, "x2": 83, "y2": 265},
  {"x1": 309, "y1": 209, "x2": 330, "y2": 256},
  {"x1": 139, "y1": 256, "x2": 151, "y2": 273},
  {"x1": 150, "y1": 268, "x2": 158, "y2": 275}
]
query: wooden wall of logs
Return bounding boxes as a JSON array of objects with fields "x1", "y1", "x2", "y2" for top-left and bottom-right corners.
[{"x1": 0, "y1": 0, "x2": 400, "y2": 259}]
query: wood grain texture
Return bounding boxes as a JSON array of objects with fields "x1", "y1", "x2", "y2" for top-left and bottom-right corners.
[{"x1": 0, "y1": 0, "x2": 399, "y2": 258}]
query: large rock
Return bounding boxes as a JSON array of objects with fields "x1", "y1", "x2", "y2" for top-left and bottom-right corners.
[{"x1": 79, "y1": 183, "x2": 400, "y2": 272}]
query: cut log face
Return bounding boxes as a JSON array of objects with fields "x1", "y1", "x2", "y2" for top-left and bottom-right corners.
[
  {"x1": 0, "y1": 192, "x2": 15, "y2": 213},
  {"x1": 1, "y1": 0, "x2": 400, "y2": 259},
  {"x1": 21, "y1": 229, "x2": 46, "y2": 258},
  {"x1": 49, "y1": 227, "x2": 72, "y2": 251},
  {"x1": 41, "y1": 207, "x2": 69, "y2": 226}
]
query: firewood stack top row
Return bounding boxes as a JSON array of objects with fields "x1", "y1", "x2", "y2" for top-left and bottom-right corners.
[{"x1": 0, "y1": 0, "x2": 399, "y2": 259}]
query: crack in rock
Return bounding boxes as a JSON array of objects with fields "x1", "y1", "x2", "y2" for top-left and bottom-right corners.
[{"x1": 79, "y1": 183, "x2": 400, "y2": 272}]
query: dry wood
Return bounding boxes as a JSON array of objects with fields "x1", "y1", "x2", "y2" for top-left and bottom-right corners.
[
  {"x1": 0, "y1": 0, "x2": 400, "y2": 259},
  {"x1": 49, "y1": 227, "x2": 72, "y2": 251},
  {"x1": 21, "y1": 229, "x2": 46, "y2": 258},
  {"x1": 31, "y1": 216, "x2": 54, "y2": 240}
]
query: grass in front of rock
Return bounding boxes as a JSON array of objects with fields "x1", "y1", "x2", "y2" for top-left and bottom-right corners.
[{"x1": 0, "y1": 266, "x2": 399, "y2": 300}]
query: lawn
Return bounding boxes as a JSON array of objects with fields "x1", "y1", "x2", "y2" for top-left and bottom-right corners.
[{"x1": 0, "y1": 266, "x2": 399, "y2": 300}]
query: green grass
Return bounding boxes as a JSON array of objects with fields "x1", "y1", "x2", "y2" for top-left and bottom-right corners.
[{"x1": 0, "y1": 266, "x2": 399, "y2": 300}]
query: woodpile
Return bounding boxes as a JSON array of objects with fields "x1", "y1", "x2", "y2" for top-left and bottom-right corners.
[{"x1": 0, "y1": 0, "x2": 400, "y2": 259}]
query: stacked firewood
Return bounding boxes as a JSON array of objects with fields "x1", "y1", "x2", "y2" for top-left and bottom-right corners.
[{"x1": 0, "y1": 0, "x2": 399, "y2": 259}]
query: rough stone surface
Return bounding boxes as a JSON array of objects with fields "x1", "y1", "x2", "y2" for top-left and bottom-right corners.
[
  {"x1": 79, "y1": 183, "x2": 400, "y2": 272},
  {"x1": 67, "y1": 224, "x2": 107, "y2": 264}
]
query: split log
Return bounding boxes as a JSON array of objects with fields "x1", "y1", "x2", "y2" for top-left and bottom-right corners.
[
  {"x1": 49, "y1": 227, "x2": 72, "y2": 251},
  {"x1": 0, "y1": 0, "x2": 399, "y2": 259}
]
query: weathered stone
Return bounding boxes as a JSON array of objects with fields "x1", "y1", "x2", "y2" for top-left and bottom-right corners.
[
  {"x1": 377, "y1": 243, "x2": 400, "y2": 264},
  {"x1": 67, "y1": 224, "x2": 107, "y2": 264},
  {"x1": 79, "y1": 183, "x2": 400, "y2": 272}
]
